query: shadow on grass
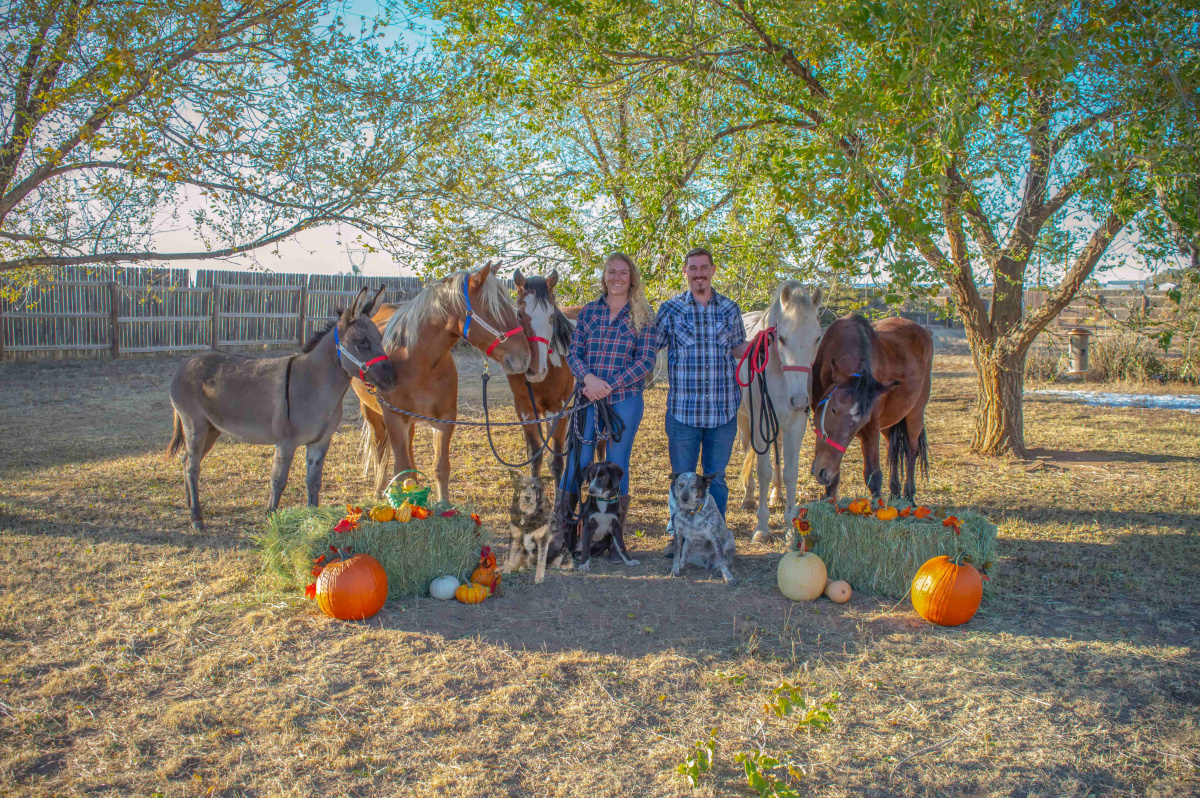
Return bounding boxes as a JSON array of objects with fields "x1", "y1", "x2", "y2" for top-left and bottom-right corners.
[
  {"x1": 1024, "y1": 447, "x2": 1200, "y2": 465},
  {"x1": 978, "y1": 503, "x2": 1200, "y2": 533}
]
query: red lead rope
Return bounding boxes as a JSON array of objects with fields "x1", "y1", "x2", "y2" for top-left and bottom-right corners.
[{"x1": 736, "y1": 327, "x2": 776, "y2": 387}]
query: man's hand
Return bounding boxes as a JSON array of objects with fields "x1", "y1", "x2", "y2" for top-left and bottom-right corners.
[
  {"x1": 582, "y1": 373, "x2": 613, "y2": 401},
  {"x1": 730, "y1": 341, "x2": 749, "y2": 359}
]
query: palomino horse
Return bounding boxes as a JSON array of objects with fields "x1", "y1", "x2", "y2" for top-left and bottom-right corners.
[
  {"x1": 736, "y1": 283, "x2": 824, "y2": 545},
  {"x1": 810, "y1": 314, "x2": 933, "y2": 502},
  {"x1": 168, "y1": 286, "x2": 397, "y2": 531},
  {"x1": 355, "y1": 263, "x2": 531, "y2": 503},
  {"x1": 510, "y1": 269, "x2": 576, "y2": 482}
]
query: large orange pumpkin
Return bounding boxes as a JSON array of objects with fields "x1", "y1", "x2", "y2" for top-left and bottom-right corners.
[
  {"x1": 911, "y1": 554, "x2": 982, "y2": 626},
  {"x1": 316, "y1": 553, "x2": 388, "y2": 620}
]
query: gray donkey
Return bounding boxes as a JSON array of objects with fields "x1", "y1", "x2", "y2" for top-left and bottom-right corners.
[{"x1": 167, "y1": 286, "x2": 397, "y2": 530}]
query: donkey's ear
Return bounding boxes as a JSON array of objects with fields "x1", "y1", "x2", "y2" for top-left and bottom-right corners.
[
  {"x1": 359, "y1": 285, "x2": 386, "y2": 318},
  {"x1": 469, "y1": 261, "x2": 494, "y2": 291},
  {"x1": 512, "y1": 269, "x2": 525, "y2": 290},
  {"x1": 780, "y1": 284, "x2": 792, "y2": 304},
  {"x1": 810, "y1": 286, "x2": 823, "y2": 308},
  {"x1": 546, "y1": 269, "x2": 559, "y2": 291},
  {"x1": 348, "y1": 286, "x2": 371, "y2": 317}
]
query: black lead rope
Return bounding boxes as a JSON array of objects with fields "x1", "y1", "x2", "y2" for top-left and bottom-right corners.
[
  {"x1": 558, "y1": 391, "x2": 625, "y2": 546},
  {"x1": 480, "y1": 371, "x2": 575, "y2": 469},
  {"x1": 745, "y1": 356, "x2": 780, "y2": 456}
]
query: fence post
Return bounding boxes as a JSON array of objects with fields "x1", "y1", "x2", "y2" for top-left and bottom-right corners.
[
  {"x1": 210, "y1": 285, "x2": 221, "y2": 349},
  {"x1": 108, "y1": 281, "x2": 120, "y2": 358},
  {"x1": 297, "y1": 283, "x2": 308, "y2": 347}
]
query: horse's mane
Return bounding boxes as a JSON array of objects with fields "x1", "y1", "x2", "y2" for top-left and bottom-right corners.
[
  {"x1": 838, "y1": 314, "x2": 886, "y2": 410},
  {"x1": 382, "y1": 271, "x2": 512, "y2": 350},
  {"x1": 522, "y1": 276, "x2": 575, "y2": 355},
  {"x1": 302, "y1": 316, "x2": 339, "y2": 353}
]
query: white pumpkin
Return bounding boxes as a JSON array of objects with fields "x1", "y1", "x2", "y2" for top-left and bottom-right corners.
[
  {"x1": 777, "y1": 550, "x2": 827, "y2": 601},
  {"x1": 429, "y1": 575, "x2": 460, "y2": 601},
  {"x1": 824, "y1": 579, "x2": 852, "y2": 604}
]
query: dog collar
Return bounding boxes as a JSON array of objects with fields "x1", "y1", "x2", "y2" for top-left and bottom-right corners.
[{"x1": 594, "y1": 498, "x2": 615, "y2": 514}]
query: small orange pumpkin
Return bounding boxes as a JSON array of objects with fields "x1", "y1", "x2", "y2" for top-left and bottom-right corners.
[
  {"x1": 911, "y1": 554, "x2": 983, "y2": 626},
  {"x1": 315, "y1": 551, "x2": 388, "y2": 620},
  {"x1": 455, "y1": 582, "x2": 490, "y2": 604},
  {"x1": 369, "y1": 504, "x2": 395, "y2": 523},
  {"x1": 876, "y1": 506, "x2": 899, "y2": 521}
]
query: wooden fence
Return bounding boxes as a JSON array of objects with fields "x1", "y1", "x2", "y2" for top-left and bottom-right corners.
[{"x1": 0, "y1": 266, "x2": 422, "y2": 360}]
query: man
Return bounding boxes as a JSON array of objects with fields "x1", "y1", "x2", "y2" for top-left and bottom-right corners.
[{"x1": 656, "y1": 247, "x2": 749, "y2": 555}]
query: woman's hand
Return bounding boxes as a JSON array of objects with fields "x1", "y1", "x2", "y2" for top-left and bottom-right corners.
[{"x1": 582, "y1": 373, "x2": 613, "y2": 401}]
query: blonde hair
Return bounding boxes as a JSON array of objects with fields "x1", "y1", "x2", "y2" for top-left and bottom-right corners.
[{"x1": 601, "y1": 251, "x2": 653, "y2": 332}]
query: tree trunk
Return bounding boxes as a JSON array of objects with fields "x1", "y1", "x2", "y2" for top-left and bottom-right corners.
[{"x1": 971, "y1": 348, "x2": 1028, "y2": 457}]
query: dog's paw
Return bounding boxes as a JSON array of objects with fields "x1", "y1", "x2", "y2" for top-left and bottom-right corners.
[
  {"x1": 624, "y1": 558, "x2": 640, "y2": 567},
  {"x1": 577, "y1": 560, "x2": 591, "y2": 574},
  {"x1": 724, "y1": 577, "x2": 739, "y2": 586}
]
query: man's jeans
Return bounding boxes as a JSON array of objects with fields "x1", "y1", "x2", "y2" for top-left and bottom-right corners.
[{"x1": 664, "y1": 412, "x2": 739, "y2": 537}]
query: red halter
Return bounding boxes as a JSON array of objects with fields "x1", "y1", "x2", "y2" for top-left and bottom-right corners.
[
  {"x1": 813, "y1": 390, "x2": 848, "y2": 453},
  {"x1": 736, "y1": 326, "x2": 812, "y2": 387}
]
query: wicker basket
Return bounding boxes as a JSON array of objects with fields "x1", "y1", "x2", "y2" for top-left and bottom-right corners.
[{"x1": 385, "y1": 470, "x2": 432, "y2": 509}]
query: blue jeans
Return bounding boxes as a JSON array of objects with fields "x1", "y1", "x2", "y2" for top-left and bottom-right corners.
[
  {"x1": 559, "y1": 392, "x2": 644, "y2": 496},
  {"x1": 665, "y1": 412, "x2": 739, "y2": 536}
]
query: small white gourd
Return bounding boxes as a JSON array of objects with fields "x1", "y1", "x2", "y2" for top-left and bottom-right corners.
[{"x1": 429, "y1": 575, "x2": 460, "y2": 601}]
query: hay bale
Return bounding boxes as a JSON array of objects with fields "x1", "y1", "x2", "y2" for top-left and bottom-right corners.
[
  {"x1": 805, "y1": 500, "x2": 997, "y2": 599},
  {"x1": 255, "y1": 503, "x2": 491, "y2": 600}
]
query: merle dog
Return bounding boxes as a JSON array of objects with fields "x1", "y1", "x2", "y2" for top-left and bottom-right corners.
[
  {"x1": 667, "y1": 472, "x2": 737, "y2": 585},
  {"x1": 501, "y1": 471, "x2": 570, "y2": 583},
  {"x1": 576, "y1": 461, "x2": 639, "y2": 573}
]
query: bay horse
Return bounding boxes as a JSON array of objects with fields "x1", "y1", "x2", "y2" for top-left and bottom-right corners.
[
  {"x1": 167, "y1": 286, "x2": 397, "y2": 531},
  {"x1": 355, "y1": 263, "x2": 531, "y2": 503},
  {"x1": 510, "y1": 269, "x2": 576, "y2": 482},
  {"x1": 809, "y1": 314, "x2": 933, "y2": 502},
  {"x1": 736, "y1": 283, "x2": 823, "y2": 544}
]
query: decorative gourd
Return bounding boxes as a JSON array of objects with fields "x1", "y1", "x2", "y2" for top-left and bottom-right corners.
[
  {"x1": 393, "y1": 501, "x2": 413, "y2": 523},
  {"x1": 455, "y1": 582, "x2": 490, "y2": 604},
  {"x1": 911, "y1": 554, "x2": 983, "y2": 626},
  {"x1": 315, "y1": 553, "x2": 388, "y2": 620},
  {"x1": 824, "y1": 579, "x2": 852, "y2": 604},
  {"x1": 876, "y1": 506, "x2": 899, "y2": 521},
  {"x1": 403, "y1": 478, "x2": 418, "y2": 490},
  {"x1": 369, "y1": 504, "x2": 395, "y2": 523},
  {"x1": 470, "y1": 546, "x2": 498, "y2": 588},
  {"x1": 429, "y1": 575, "x2": 459, "y2": 601},
  {"x1": 776, "y1": 550, "x2": 827, "y2": 602}
]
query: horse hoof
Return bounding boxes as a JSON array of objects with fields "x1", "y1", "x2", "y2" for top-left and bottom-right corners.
[
  {"x1": 741, "y1": 497, "x2": 757, "y2": 511},
  {"x1": 751, "y1": 530, "x2": 773, "y2": 545}
]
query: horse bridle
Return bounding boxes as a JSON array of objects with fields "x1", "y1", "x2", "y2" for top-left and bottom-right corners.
[
  {"x1": 812, "y1": 384, "x2": 849, "y2": 454},
  {"x1": 462, "y1": 278, "x2": 524, "y2": 357},
  {"x1": 735, "y1": 325, "x2": 812, "y2": 387},
  {"x1": 333, "y1": 325, "x2": 390, "y2": 382}
]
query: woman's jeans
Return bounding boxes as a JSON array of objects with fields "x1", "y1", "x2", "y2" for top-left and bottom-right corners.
[
  {"x1": 559, "y1": 392, "x2": 645, "y2": 496},
  {"x1": 665, "y1": 412, "x2": 739, "y2": 537}
]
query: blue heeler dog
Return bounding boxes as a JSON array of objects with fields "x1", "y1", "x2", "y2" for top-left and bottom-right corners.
[{"x1": 667, "y1": 472, "x2": 737, "y2": 586}]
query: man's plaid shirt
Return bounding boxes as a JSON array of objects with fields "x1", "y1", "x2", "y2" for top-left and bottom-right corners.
[
  {"x1": 655, "y1": 290, "x2": 747, "y2": 428},
  {"x1": 566, "y1": 297, "x2": 658, "y2": 405}
]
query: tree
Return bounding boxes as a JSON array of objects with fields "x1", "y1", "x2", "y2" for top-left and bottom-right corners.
[
  {"x1": 0, "y1": 0, "x2": 454, "y2": 276},
  {"x1": 435, "y1": 0, "x2": 1199, "y2": 454}
]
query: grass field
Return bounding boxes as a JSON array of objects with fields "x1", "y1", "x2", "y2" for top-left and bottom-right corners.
[{"x1": 0, "y1": 342, "x2": 1197, "y2": 797}]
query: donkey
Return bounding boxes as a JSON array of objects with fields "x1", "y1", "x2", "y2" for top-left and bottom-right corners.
[
  {"x1": 510, "y1": 269, "x2": 576, "y2": 482},
  {"x1": 167, "y1": 286, "x2": 397, "y2": 531},
  {"x1": 810, "y1": 314, "x2": 933, "y2": 502},
  {"x1": 355, "y1": 263, "x2": 531, "y2": 503},
  {"x1": 736, "y1": 283, "x2": 823, "y2": 545}
]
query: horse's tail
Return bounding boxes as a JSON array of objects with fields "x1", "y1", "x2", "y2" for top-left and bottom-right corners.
[
  {"x1": 739, "y1": 446, "x2": 757, "y2": 488},
  {"x1": 916, "y1": 427, "x2": 929, "y2": 481},
  {"x1": 886, "y1": 424, "x2": 930, "y2": 484},
  {"x1": 166, "y1": 410, "x2": 184, "y2": 459}
]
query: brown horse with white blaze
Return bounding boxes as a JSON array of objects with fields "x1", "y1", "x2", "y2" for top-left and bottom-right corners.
[
  {"x1": 354, "y1": 263, "x2": 530, "y2": 502},
  {"x1": 510, "y1": 269, "x2": 575, "y2": 482},
  {"x1": 810, "y1": 314, "x2": 933, "y2": 502}
]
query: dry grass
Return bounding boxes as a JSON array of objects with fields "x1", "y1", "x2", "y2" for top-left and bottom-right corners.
[{"x1": 0, "y1": 342, "x2": 1197, "y2": 797}]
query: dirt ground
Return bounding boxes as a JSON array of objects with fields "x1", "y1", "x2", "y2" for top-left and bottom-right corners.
[{"x1": 0, "y1": 340, "x2": 1197, "y2": 797}]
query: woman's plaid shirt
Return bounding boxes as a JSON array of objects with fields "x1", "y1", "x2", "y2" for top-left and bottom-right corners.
[
  {"x1": 565, "y1": 297, "x2": 658, "y2": 404},
  {"x1": 655, "y1": 290, "x2": 747, "y2": 427}
]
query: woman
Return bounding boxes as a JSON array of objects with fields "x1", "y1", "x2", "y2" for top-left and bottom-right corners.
[{"x1": 561, "y1": 251, "x2": 657, "y2": 533}]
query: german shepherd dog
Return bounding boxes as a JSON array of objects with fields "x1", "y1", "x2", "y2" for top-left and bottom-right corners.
[{"x1": 501, "y1": 471, "x2": 571, "y2": 583}]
